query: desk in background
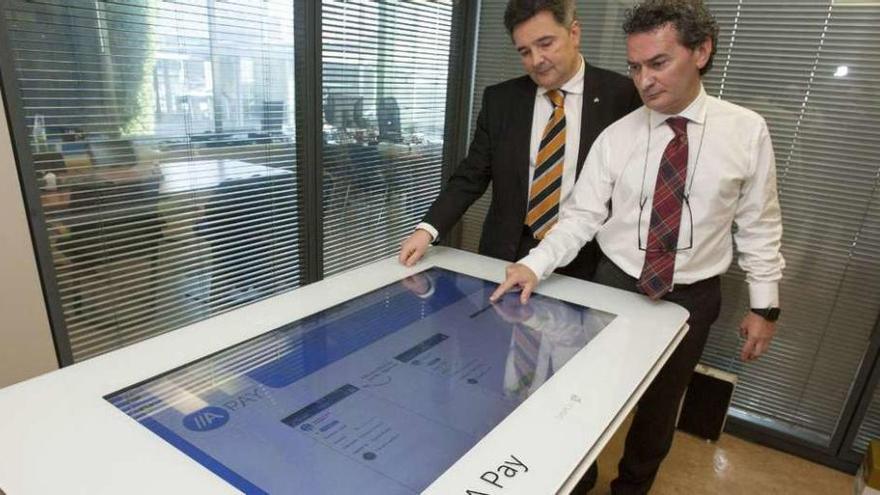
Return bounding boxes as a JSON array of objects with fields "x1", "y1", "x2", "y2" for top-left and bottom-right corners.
[
  {"x1": 159, "y1": 158, "x2": 292, "y2": 195},
  {"x1": 155, "y1": 159, "x2": 296, "y2": 311},
  {"x1": 39, "y1": 160, "x2": 296, "y2": 349}
]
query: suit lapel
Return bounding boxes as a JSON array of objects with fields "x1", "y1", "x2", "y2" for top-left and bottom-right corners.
[
  {"x1": 512, "y1": 77, "x2": 537, "y2": 205},
  {"x1": 577, "y1": 61, "x2": 600, "y2": 179}
]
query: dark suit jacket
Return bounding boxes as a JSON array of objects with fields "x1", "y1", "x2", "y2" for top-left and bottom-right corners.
[{"x1": 423, "y1": 61, "x2": 642, "y2": 280}]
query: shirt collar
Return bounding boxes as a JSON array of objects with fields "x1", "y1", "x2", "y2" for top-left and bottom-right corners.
[
  {"x1": 537, "y1": 55, "x2": 585, "y2": 97},
  {"x1": 649, "y1": 84, "x2": 708, "y2": 128}
]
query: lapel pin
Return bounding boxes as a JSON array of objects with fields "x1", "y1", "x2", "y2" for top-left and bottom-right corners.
[{"x1": 593, "y1": 97, "x2": 600, "y2": 103}]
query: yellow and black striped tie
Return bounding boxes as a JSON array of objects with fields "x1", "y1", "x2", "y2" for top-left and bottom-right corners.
[{"x1": 526, "y1": 89, "x2": 566, "y2": 239}]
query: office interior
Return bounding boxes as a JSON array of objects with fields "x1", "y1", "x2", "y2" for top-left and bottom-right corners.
[{"x1": 0, "y1": 0, "x2": 876, "y2": 493}]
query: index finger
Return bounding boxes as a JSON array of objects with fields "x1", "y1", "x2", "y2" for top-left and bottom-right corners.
[
  {"x1": 740, "y1": 337, "x2": 758, "y2": 361},
  {"x1": 519, "y1": 283, "x2": 534, "y2": 305},
  {"x1": 402, "y1": 243, "x2": 425, "y2": 267},
  {"x1": 490, "y1": 278, "x2": 518, "y2": 302},
  {"x1": 403, "y1": 248, "x2": 420, "y2": 267},
  {"x1": 398, "y1": 246, "x2": 409, "y2": 265},
  {"x1": 753, "y1": 338, "x2": 770, "y2": 359}
]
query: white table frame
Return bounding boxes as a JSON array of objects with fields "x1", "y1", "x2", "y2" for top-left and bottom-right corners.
[{"x1": 0, "y1": 247, "x2": 687, "y2": 495}]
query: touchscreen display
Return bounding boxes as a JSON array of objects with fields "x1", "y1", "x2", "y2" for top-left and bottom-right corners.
[{"x1": 106, "y1": 268, "x2": 615, "y2": 494}]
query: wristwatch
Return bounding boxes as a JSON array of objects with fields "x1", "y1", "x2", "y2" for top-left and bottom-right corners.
[{"x1": 751, "y1": 307, "x2": 781, "y2": 322}]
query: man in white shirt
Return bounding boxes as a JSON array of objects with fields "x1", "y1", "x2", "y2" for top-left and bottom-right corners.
[
  {"x1": 491, "y1": 1, "x2": 785, "y2": 492},
  {"x1": 398, "y1": 0, "x2": 641, "y2": 282}
]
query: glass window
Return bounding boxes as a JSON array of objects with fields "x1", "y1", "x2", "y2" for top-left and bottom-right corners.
[
  {"x1": 1, "y1": 0, "x2": 301, "y2": 361},
  {"x1": 321, "y1": 0, "x2": 453, "y2": 276}
]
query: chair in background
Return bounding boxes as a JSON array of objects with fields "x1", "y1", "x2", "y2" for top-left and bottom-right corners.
[
  {"x1": 325, "y1": 92, "x2": 367, "y2": 131},
  {"x1": 62, "y1": 178, "x2": 163, "y2": 320},
  {"x1": 377, "y1": 96, "x2": 402, "y2": 143},
  {"x1": 330, "y1": 143, "x2": 395, "y2": 226},
  {"x1": 88, "y1": 139, "x2": 138, "y2": 168},
  {"x1": 197, "y1": 175, "x2": 298, "y2": 310},
  {"x1": 32, "y1": 152, "x2": 66, "y2": 175}
]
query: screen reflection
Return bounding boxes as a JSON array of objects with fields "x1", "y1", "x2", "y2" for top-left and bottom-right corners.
[{"x1": 106, "y1": 268, "x2": 615, "y2": 495}]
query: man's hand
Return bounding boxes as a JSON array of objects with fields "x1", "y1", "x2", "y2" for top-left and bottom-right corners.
[
  {"x1": 490, "y1": 263, "x2": 539, "y2": 305},
  {"x1": 398, "y1": 229, "x2": 433, "y2": 266},
  {"x1": 739, "y1": 312, "x2": 776, "y2": 361}
]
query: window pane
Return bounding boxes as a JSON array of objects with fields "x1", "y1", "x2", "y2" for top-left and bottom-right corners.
[
  {"x1": 698, "y1": 1, "x2": 880, "y2": 449},
  {"x1": 321, "y1": 0, "x2": 453, "y2": 276},
  {"x1": 2, "y1": 0, "x2": 302, "y2": 361}
]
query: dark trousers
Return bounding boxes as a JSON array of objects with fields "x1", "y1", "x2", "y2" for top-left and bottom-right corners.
[{"x1": 573, "y1": 256, "x2": 722, "y2": 494}]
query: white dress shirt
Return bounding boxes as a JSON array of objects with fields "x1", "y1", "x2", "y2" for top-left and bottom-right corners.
[
  {"x1": 520, "y1": 86, "x2": 785, "y2": 308},
  {"x1": 416, "y1": 56, "x2": 586, "y2": 240}
]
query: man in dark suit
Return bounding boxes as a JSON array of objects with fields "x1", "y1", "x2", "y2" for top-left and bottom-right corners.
[{"x1": 398, "y1": 0, "x2": 641, "y2": 280}]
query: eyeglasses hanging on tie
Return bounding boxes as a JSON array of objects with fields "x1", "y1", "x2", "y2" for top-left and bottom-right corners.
[{"x1": 636, "y1": 113, "x2": 708, "y2": 253}]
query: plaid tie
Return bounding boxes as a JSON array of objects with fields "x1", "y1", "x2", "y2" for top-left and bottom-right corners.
[
  {"x1": 637, "y1": 117, "x2": 689, "y2": 300},
  {"x1": 526, "y1": 89, "x2": 566, "y2": 239}
]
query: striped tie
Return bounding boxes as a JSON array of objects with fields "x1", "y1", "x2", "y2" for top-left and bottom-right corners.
[{"x1": 526, "y1": 89, "x2": 566, "y2": 240}]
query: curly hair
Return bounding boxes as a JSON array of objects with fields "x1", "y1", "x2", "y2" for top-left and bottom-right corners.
[
  {"x1": 504, "y1": 0, "x2": 577, "y2": 36},
  {"x1": 623, "y1": 0, "x2": 719, "y2": 75}
]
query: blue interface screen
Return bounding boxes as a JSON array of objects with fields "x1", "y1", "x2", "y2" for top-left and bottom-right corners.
[{"x1": 105, "y1": 268, "x2": 616, "y2": 494}]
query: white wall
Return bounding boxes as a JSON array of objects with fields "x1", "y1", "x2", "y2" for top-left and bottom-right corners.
[{"x1": 0, "y1": 96, "x2": 58, "y2": 388}]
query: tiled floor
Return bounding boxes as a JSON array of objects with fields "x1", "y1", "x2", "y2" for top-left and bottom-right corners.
[{"x1": 589, "y1": 415, "x2": 854, "y2": 494}]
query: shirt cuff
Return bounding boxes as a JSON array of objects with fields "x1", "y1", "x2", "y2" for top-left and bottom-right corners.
[
  {"x1": 415, "y1": 222, "x2": 439, "y2": 242},
  {"x1": 518, "y1": 250, "x2": 555, "y2": 281},
  {"x1": 748, "y1": 282, "x2": 779, "y2": 309}
]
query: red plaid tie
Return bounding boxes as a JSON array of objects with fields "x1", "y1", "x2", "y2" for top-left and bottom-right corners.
[{"x1": 637, "y1": 117, "x2": 689, "y2": 300}]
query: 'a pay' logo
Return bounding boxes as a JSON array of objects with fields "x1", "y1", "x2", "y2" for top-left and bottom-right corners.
[{"x1": 183, "y1": 406, "x2": 229, "y2": 432}]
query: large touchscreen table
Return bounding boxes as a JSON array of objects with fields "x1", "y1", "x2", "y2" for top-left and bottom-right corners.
[
  {"x1": 0, "y1": 248, "x2": 689, "y2": 495},
  {"x1": 105, "y1": 268, "x2": 616, "y2": 494}
]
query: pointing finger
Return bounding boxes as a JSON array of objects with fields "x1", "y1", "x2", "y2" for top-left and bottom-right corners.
[{"x1": 490, "y1": 278, "x2": 516, "y2": 302}]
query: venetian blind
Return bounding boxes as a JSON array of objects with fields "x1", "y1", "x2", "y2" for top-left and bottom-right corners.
[
  {"x1": 1, "y1": 0, "x2": 301, "y2": 362},
  {"x1": 697, "y1": 0, "x2": 880, "y2": 449},
  {"x1": 460, "y1": 1, "x2": 512, "y2": 252},
  {"x1": 853, "y1": 375, "x2": 880, "y2": 455},
  {"x1": 320, "y1": 0, "x2": 452, "y2": 276}
]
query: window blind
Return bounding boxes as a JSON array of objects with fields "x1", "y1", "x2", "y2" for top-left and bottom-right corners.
[
  {"x1": 459, "y1": 1, "x2": 515, "y2": 253},
  {"x1": 320, "y1": 0, "x2": 452, "y2": 276},
  {"x1": 1, "y1": 0, "x2": 301, "y2": 362},
  {"x1": 854, "y1": 370, "x2": 880, "y2": 455},
  {"x1": 698, "y1": 0, "x2": 880, "y2": 450}
]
